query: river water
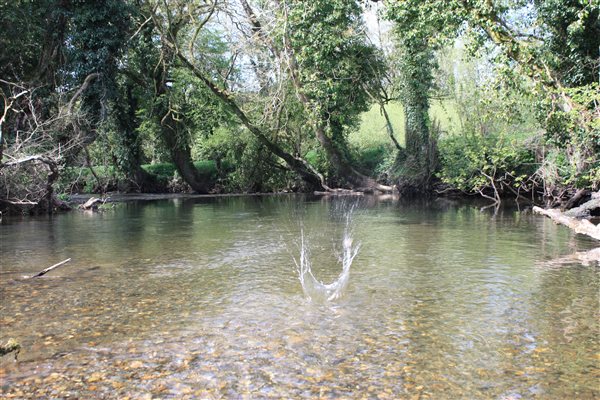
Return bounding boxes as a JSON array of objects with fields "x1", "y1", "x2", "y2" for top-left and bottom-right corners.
[{"x1": 0, "y1": 195, "x2": 598, "y2": 399}]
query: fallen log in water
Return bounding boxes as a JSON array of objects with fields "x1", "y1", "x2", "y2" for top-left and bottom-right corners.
[
  {"x1": 29, "y1": 258, "x2": 72, "y2": 278},
  {"x1": 533, "y1": 206, "x2": 600, "y2": 240},
  {"x1": 564, "y1": 197, "x2": 600, "y2": 218}
]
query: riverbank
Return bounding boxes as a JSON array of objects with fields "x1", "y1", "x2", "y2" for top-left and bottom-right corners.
[{"x1": 67, "y1": 191, "x2": 300, "y2": 205}]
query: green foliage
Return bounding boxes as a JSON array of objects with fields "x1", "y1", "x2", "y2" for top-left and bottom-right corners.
[
  {"x1": 195, "y1": 128, "x2": 289, "y2": 192},
  {"x1": 286, "y1": 0, "x2": 386, "y2": 164},
  {"x1": 66, "y1": 0, "x2": 131, "y2": 77},
  {"x1": 142, "y1": 163, "x2": 177, "y2": 180},
  {"x1": 385, "y1": 0, "x2": 461, "y2": 187},
  {"x1": 386, "y1": 0, "x2": 599, "y2": 197},
  {"x1": 304, "y1": 148, "x2": 331, "y2": 178},
  {"x1": 288, "y1": 1, "x2": 382, "y2": 116},
  {"x1": 541, "y1": 82, "x2": 600, "y2": 188},
  {"x1": 385, "y1": 0, "x2": 464, "y2": 46},
  {"x1": 64, "y1": 0, "x2": 132, "y2": 120},
  {"x1": 0, "y1": 1, "x2": 50, "y2": 80},
  {"x1": 169, "y1": 68, "x2": 230, "y2": 141},
  {"x1": 446, "y1": 51, "x2": 540, "y2": 140},
  {"x1": 352, "y1": 144, "x2": 390, "y2": 175},
  {"x1": 57, "y1": 165, "x2": 120, "y2": 194},
  {"x1": 3, "y1": 0, "x2": 598, "y2": 208},
  {"x1": 535, "y1": 0, "x2": 600, "y2": 86},
  {"x1": 433, "y1": 41, "x2": 543, "y2": 198},
  {"x1": 438, "y1": 133, "x2": 536, "y2": 196}
]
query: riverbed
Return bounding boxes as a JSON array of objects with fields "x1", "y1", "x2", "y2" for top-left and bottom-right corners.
[{"x1": 0, "y1": 195, "x2": 598, "y2": 399}]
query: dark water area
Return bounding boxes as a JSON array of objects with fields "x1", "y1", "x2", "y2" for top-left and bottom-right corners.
[{"x1": 0, "y1": 195, "x2": 598, "y2": 399}]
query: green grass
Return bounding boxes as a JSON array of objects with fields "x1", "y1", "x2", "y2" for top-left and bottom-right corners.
[
  {"x1": 142, "y1": 162, "x2": 177, "y2": 179},
  {"x1": 350, "y1": 100, "x2": 462, "y2": 149},
  {"x1": 142, "y1": 160, "x2": 221, "y2": 181},
  {"x1": 430, "y1": 99, "x2": 462, "y2": 134}
]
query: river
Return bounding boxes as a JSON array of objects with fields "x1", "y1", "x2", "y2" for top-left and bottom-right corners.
[{"x1": 0, "y1": 195, "x2": 598, "y2": 399}]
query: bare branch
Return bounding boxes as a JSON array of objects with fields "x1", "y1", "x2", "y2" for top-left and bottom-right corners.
[
  {"x1": 67, "y1": 73, "x2": 101, "y2": 114},
  {"x1": 189, "y1": 0, "x2": 218, "y2": 57}
]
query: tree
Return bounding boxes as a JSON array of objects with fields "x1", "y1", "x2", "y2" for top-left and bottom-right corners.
[
  {"x1": 391, "y1": 34, "x2": 437, "y2": 191},
  {"x1": 384, "y1": 0, "x2": 600, "y2": 196},
  {"x1": 142, "y1": 0, "x2": 336, "y2": 191},
  {"x1": 288, "y1": 0, "x2": 390, "y2": 190},
  {"x1": 0, "y1": 0, "x2": 134, "y2": 212},
  {"x1": 383, "y1": 1, "x2": 464, "y2": 192},
  {"x1": 241, "y1": 0, "x2": 393, "y2": 191}
]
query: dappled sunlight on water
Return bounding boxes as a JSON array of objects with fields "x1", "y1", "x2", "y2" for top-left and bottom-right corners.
[{"x1": 0, "y1": 196, "x2": 598, "y2": 398}]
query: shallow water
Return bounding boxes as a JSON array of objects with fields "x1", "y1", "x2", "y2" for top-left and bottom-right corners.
[{"x1": 0, "y1": 195, "x2": 598, "y2": 399}]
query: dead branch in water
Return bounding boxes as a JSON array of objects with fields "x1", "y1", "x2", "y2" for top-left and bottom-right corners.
[{"x1": 29, "y1": 258, "x2": 72, "y2": 278}]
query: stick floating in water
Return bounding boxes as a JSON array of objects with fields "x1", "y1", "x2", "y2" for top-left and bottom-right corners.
[{"x1": 29, "y1": 258, "x2": 72, "y2": 278}]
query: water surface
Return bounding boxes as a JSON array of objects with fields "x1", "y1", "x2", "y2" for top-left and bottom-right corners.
[{"x1": 0, "y1": 195, "x2": 598, "y2": 399}]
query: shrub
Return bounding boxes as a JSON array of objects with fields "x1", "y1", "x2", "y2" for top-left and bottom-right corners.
[{"x1": 438, "y1": 133, "x2": 537, "y2": 201}]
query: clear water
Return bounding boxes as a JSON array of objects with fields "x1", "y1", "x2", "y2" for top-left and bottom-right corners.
[{"x1": 0, "y1": 195, "x2": 598, "y2": 399}]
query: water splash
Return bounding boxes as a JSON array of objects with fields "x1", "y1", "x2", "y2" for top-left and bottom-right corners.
[{"x1": 294, "y1": 208, "x2": 361, "y2": 302}]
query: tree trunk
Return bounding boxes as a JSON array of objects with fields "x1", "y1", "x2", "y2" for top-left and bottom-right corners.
[
  {"x1": 153, "y1": 37, "x2": 210, "y2": 194},
  {"x1": 396, "y1": 38, "x2": 435, "y2": 192},
  {"x1": 160, "y1": 120, "x2": 210, "y2": 194},
  {"x1": 381, "y1": 103, "x2": 402, "y2": 151},
  {"x1": 403, "y1": 102, "x2": 430, "y2": 170},
  {"x1": 114, "y1": 82, "x2": 158, "y2": 192},
  {"x1": 173, "y1": 51, "x2": 328, "y2": 191},
  {"x1": 44, "y1": 157, "x2": 59, "y2": 214}
]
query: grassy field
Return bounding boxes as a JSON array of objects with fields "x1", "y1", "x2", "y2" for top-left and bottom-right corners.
[{"x1": 350, "y1": 100, "x2": 462, "y2": 149}]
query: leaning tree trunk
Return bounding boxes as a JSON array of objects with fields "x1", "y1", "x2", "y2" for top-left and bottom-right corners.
[
  {"x1": 284, "y1": 48, "x2": 392, "y2": 192},
  {"x1": 173, "y1": 51, "x2": 328, "y2": 191}
]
